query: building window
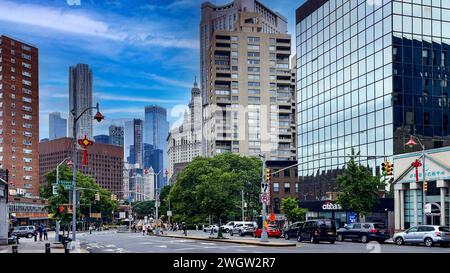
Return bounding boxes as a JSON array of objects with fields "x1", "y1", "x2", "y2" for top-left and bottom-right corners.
[
  {"x1": 284, "y1": 183, "x2": 290, "y2": 193},
  {"x1": 273, "y1": 182, "x2": 279, "y2": 193},
  {"x1": 284, "y1": 169, "x2": 290, "y2": 177}
]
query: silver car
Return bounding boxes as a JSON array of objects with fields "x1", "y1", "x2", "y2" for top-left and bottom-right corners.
[
  {"x1": 229, "y1": 223, "x2": 255, "y2": 237},
  {"x1": 393, "y1": 225, "x2": 450, "y2": 247}
]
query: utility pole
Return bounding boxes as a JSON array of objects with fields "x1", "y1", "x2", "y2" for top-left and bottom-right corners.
[
  {"x1": 259, "y1": 154, "x2": 268, "y2": 242},
  {"x1": 241, "y1": 189, "x2": 245, "y2": 222}
]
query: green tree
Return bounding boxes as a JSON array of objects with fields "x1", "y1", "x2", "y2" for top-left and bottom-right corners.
[
  {"x1": 132, "y1": 200, "x2": 155, "y2": 218},
  {"x1": 336, "y1": 149, "x2": 385, "y2": 217},
  {"x1": 169, "y1": 153, "x2": 262, "y2": 237},
  {"x1": 281, "y1": 197, "x2": 307, "y2": 225},
  {"x1": 41, "y1": 165, "x2": 118, "y2": 231}
]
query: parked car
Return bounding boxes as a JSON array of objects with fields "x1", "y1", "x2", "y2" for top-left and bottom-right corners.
[
  {"x1": 393, "y1": 225, "x2": 450, "y2": 247},
  {"x1": 254, "y1": 225, "x2": 282, "y2": 238},
  {"x1": 297, "y1": 219, "x2": 336, "y2": 244},
  {"x1": 221, "y1": 221, "x2": 255, "y2": 232},
  {"x1": 12, "y1": 226, "x2": 36, "y2": 238},
  {"x1": 203, "y1": 225, "x2": 219, "y2": 233},
  {"x1": 229, "y1": 223, "x2": 256, "y2": 237},
  {"x1": 284, "y1": 222, "x2": 304, "y2": 240},
  {"x1": 337, "y1": 222, "x2": 390, "y2": 243}
]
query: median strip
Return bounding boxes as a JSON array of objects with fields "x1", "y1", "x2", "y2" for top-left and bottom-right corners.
[{"x1": 156, "y1": 234, "x2": 297, "y2": 247}]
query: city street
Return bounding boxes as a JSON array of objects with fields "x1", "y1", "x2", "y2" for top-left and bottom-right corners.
[{"x1": 77, "y1": 230, "x2": 450, "y2": 253}]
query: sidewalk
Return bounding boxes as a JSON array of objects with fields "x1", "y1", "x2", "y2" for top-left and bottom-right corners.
[
  {"x1": 157, "y1": 231, "x2": 296, "y2": 247},
  {"x1": 0, "y1": 232, "x2": 89, "y2": 253}
]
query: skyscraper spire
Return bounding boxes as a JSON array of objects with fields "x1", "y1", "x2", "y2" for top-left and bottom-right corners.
[{"x1": 194, "y1": 75, "x2": 198, "y2": 88}]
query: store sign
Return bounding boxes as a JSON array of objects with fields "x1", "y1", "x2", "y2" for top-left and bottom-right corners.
[{"x1": 322, "y1": 202, "x2": 342, "y2": 210}]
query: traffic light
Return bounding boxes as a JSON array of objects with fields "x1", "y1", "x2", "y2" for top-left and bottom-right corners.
[
  {"x1": 386, "y1": 162, "x2": 394, "y2": 176},
  {"x1": 382, "y1": 161, "x2": 394, "y2": 176},
  {"x1": 423, "y1": 181, "x2": 428, "y2": 192},
  {"x1": 265, "y1": 168, "x2": 271, "y2": 182},
  {"x1": 95, "y1": 193, "x2": 100, "y2": 201}
]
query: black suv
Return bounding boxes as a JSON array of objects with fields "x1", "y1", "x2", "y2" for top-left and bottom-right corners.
[
  {"x1": 284, "y1": 221, "x2": 303, "y2": 240},
  {"x1": 337, "y1": 222, "x2": 389, "y2": 243},
  {"x1": 297, "y1": 219, "x2": 336, "y2": 244}
]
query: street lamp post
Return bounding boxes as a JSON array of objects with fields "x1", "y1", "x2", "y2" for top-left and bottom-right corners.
[
  {"x1": 55, "y1": 157, "x2": 71, "y2": 242},
  {"x1": 406, "y1": 135, "x2": 427, "y2": 225},
  {"x1": 258, "y1": 154, "x2": 268, "y2": 242},
  {"x1": 69, "y1": 103, "x2": 104, "y2": 252}
]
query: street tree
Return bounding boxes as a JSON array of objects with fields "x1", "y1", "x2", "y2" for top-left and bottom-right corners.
[
  {"x1": 41, "y1": 165, "x2": 118, "y2": 232},
  {"x1": 281, "y1": 197, "x2": 307, "y2": 226},
  {"x1": 132, "y1": 200, "x2": 156, "y2": 218},
  {"x1": 336, "y1": 149, "x2": 385, "y2": 218},
  {"x1": 169, "y1": 153, "x2": 261, "y2": 237}
]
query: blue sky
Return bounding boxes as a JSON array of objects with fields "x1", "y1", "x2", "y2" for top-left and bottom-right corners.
[{"x1": 0, "y1": 0, "x2": 304, "y2": 139}]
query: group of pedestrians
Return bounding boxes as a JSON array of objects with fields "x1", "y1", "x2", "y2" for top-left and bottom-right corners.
[{"x1": 34, "y1": 224, "x2": 48, "y2": 241}]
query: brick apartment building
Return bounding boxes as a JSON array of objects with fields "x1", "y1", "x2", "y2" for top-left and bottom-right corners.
[
  {"x1": 0, "y1": 35, "x2": 40, "y2": 197},
  {"x1": 39, "y1": 138, "x2": 124, "y2": 199},
  {"x1": 266, "y1": 160, "x2": 298, "y2": 218}
]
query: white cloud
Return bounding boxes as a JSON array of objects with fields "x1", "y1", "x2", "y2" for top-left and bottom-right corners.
[
  {"x1": 143, "y1": 73, "x2": 192, "y2": 89},
  {"x1": 0, "y1": 0, "x2": 198, "y2": 50},
  {"x1": 95, "y1": 92, "x2": 184, "y2": 104}
]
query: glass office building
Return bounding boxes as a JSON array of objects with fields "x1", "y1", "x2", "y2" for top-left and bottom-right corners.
[{"x1": 296, "y1": 0, "x2": 450, "y2": 200}]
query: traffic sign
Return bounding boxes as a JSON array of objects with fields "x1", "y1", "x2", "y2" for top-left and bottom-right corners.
[
  {"x1": 58, "y1": 180, "x2": 73, "y2": 190},
  {"x1": 167, "y1": 211, "x2": 172, "y2": 217},
  {"x1": 261, "y1": 183, "x2": 269, "y2": 193},
  {"x1": 260, "y1": 193, "x2": 270, "y2": 205},
  {"x1": 52, "y1": 185, "x2": 58, "y2": 195}
]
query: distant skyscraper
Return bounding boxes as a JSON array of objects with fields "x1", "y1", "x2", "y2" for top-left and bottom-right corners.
[
  {"x1": 143, "y1": 143, "x2": 164, "y2": 189},
  {"x1": 68, "y1": 64, "x2": 93, "y2": 140},
  {"x1": 144, "y1": 106, "x2": 169, "y2": 174},
  {"x1": 109, "y1": 125, "x2": 124, "y2": 147},
  {"x1": 49, "y1": 112, "x2": 67, "y2": 140},
  {"x1": 124, "y1": 120, "x2": 134, "y2": 163},
  {"x1": 133, "y1": 119, "x2": 144, "y2": 168},
  {"x1": 94, "y1": 134, "x2": 110, "y2": 144},
  {"x1": 167, "y1": 79, "x2": 202, "y2": 184}
]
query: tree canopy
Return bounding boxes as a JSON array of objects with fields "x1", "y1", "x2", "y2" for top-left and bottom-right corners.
[
  {"x1": 169, "y1": 153, "x2": 262, "y2": 226},
  {"x1": 336, "y1": 149, "x2": 385, "y2": 217},
  {"x1": 281, "y1": 197, "x2": 307, "y2": 225},
  {"x1": 41, "y1": 165, "x2": 118, "y2": 227}
]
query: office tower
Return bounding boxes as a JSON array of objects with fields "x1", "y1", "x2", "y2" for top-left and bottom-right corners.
[
  {"x1": 144, "y1": 106, "x2": 169, "y2": 172},
  {"x1": 128, "y1": 167, "x2": 154, "y2": 202},
  {"x1": 295, "y1": 0, "x2": 450, "y2": 203},
  {"x1": 133, "y1": 119, "x2": 144, "y2": 168},
  {"x1": 124, "y1": 120, "x2": 134, "y2": 163},
  {"x1": 49, "y1": 112, "x2": 67, "y2": 140},
  {"x1": 94, "y1": 134, "x2": 109, "y2": 144},
  {"x1": 109, "y1": 125, "x2": 124, "y2": 147},
  {"x1": 143, "y1": 143, "x2": 163, "y2": 189},
  {"x1": 201, "y1": 0, "x2": 296, "y2": 159},
  {"x1": 68, "y1": 64, "x2": 93, "y2": 140},
  {"x1": 167, "y1": 79, "x2": 203, "y2": 184},
  {"x1": 0, "y1": 35, "x2": 40, "y2": 197},
  {"x1": 40, "y1": 138, "x2": 124, "y2": 198}
]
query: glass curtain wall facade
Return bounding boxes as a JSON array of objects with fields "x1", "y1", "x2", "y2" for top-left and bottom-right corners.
[{"x1": 296, "y1": 0, "x2": 450, "y2": 200}]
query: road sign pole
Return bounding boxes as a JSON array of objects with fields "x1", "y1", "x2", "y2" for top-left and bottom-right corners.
[{"x1": 260, "y1": 155, "x2": 268, "y2": 242}]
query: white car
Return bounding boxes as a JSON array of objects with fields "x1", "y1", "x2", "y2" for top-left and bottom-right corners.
[
  {"x1": 221, "y1": 221, "x2": 257, "y2": 233},
  {"x1": 203, "y1": 225, "x2": 219, "y2": 233}
]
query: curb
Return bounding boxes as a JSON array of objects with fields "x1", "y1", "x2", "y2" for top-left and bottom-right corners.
[{"x1": 157, "y1": 234, "x2": 297, "y2": 247}]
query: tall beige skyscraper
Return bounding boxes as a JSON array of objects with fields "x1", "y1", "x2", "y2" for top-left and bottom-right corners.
[{"x1": 200, "y1": 0, "x2": 296, "y2": 160}]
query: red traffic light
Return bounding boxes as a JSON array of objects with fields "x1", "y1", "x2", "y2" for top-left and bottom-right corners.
[{"x1": 59, "y1": 206, "x2": 65, "y2": 213}]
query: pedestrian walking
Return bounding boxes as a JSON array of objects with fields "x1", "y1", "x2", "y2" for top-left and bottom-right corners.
[
  {"x1": 196, "y1": 225, "x2": 198, "y2": 231},
  {"x1": 182, "y1": 222, "x2": 187, "y2": 236},
  {"x1": 44, "y1": 227, "x2": 48, "y2": 240},
  {"x1": 34, "y1": 226, "x2": 38, "y2": 242},
  {"x1": 39, "y1": 224, "x2": 44, "y2": 241}
]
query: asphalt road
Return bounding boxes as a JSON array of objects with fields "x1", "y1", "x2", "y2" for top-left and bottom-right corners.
[{"x1": 78, "y1": 230, "x2": 450, "y2": 253}]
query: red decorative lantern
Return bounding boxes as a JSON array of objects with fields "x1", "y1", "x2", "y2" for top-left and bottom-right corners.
[
  {"x1": 78, "y1": 135, "x2": 94, "y2": 166},
  {"x1": 411, "y1": 159, "x2": 422, "y2": 183}
]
